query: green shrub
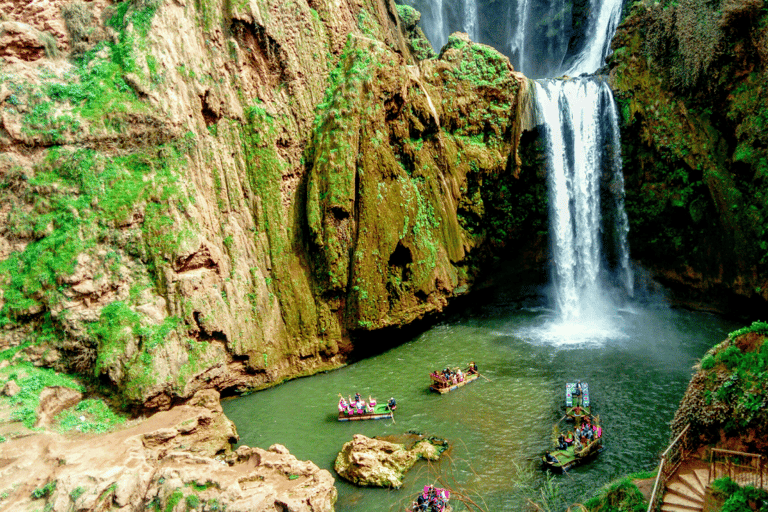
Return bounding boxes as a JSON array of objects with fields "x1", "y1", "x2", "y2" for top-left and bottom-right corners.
[
  {"x1": 31, "y1": 481, "x2": 56, "y2": 500},
  {"x1": 583, "y1": 477, "x2": 647, "y2": 512}
]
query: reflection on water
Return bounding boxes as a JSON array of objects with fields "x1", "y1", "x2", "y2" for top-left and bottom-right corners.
[{"x1": 223, "y1": 294, "x2": 738, "y2": 511}]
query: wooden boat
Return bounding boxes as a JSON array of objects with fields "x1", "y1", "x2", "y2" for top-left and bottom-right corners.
[
  {"x1": 542, "y1": 434, "x2": 603, "y2": 472},
  {"x1": 337, "y1": 403, "x2": 394, "y2": 421},
  {"x1": 565, "y1": 381, "x2": 590, "y2": 422},
  {"x1": 429, "y1": 368, "x2": 479, "y2": 394}
]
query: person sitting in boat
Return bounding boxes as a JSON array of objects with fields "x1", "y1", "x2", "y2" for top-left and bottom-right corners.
[
  {"x1": 545, "y1": 451, "x2": 559, "y2": 464},
  {"x1": 414, "y1": 494, "x2": 429, "y2": 511},
  {"x1": 387, "y1": 397, "x2": 397, "y2": 411},
  {"x1": 595, "y1": 424, "x2": 602, "y2": 438},
  {"x1": 468, "y1": 362, "x2": 478, "y2": 374},
  {"x1": 456, "y1": 368, "x2": 464, "y2": 382},
  {"x1": 366, "y1": 396, "x2": 377, "y2": 413},
  {"x1": 338, "y1": 397, "x2": 349, "y2": 414},
  {"x1": 354, "y1": 392, "x2": 362, "y2": 402},
  {"x1": 574, "y1": 381, "x2": 583, "y2": 397},
  {"x1": 557, "y1": 433, "x2": 567, "y2": 450},
  {"x1": 584, "y1": 424, "x2": 594, "y2": 441},
  {"x1": 564, "y1": 431, "x2": 574, "y2": 446}
]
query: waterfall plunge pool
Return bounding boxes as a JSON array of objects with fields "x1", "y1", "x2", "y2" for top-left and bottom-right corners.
[{"x1": 222, "y1": 290, "x2": 738, "y2": 511}]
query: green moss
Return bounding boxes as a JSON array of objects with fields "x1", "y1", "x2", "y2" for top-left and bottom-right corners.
[
  {"x1": 0, "y1": 363, "x2": 84, "y2": 428},
  {"x1": 699, "y1": 331, "x2": 768, "y2": 429},
  {"x1": 55, "y1": 398, "x2": 127, "y2": 434}
]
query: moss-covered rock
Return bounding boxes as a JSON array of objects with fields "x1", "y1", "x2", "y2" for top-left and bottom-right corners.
[
  {"x1": 608, "y1": 0, "x2": 768, "y2": 311},
  {"x1": 306, "y1": 32, "x2": 541, "y2": 335},
  {"x1": 0, "y1": 0, "x2": 547, "y2": 410}
]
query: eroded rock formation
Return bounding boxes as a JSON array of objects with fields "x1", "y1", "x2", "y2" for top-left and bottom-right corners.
[
  {"x1": 0, "y1": 389, "x2": 337, "y2": 511},
  {"x1": 609, "y1": 0, "x2": 768, "y2": 314}
]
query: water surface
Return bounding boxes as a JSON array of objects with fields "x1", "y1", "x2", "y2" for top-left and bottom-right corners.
[{"x1": 223, "y1": 292, "x2": 738, "y2": 511}]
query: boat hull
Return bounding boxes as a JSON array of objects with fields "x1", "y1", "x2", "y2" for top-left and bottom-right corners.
[{"x1": 337, "y1": 404, "x2": 394, "y2": 421}]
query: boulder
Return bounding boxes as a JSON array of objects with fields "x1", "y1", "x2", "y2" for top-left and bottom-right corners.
[
  {"x1": 2, "y1": 378, "x2": 20, "y2": 397},
  {"x1": 334, "y1": 434, "x2": 448, "y2": 488}
]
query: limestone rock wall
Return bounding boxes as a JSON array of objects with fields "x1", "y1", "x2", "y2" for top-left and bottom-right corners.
[{"x1": 0, "y1": 0, "x2": 541, "y2": 408}]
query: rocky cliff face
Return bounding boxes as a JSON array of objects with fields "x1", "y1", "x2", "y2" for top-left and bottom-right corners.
[
  {"x1": 608, "y1": 0, "x2": 768, "y2": 314},
  {"x1": 0, "y1": 0, "x2": 544, "y2": 408}
]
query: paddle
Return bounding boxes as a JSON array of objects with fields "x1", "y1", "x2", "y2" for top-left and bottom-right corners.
[{"x1": 476, "y1": 372, "x2": 492, "y2": 382}]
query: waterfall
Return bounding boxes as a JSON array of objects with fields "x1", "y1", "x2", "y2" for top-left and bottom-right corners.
[
  {"x1": 534, "y1": 78, "x2": 630, "y2": 322},
  {"x1": 562, "y1": 0, "x2": 624, "y2": 76},
  {"x1": 508, "y1": 0, "x2": 531, "y2": 75},
  {"x1": 463, "y1": 0, "x2": 479, "y2": 42},
  {"x1": 395, "y1": 0, "x2": 633, "y2": 339}
]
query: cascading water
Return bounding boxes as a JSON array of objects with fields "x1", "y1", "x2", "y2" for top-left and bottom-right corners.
[
  {"x1": 463, "y1": 0, "x2": 479, "y2": 42},
  {"x1": 562, "y1": 0, "x2": 624, "y2": 76},
  {"x1": 507, "y1": 0, "x2": 531, "y2": 75},
  {"x1": 534, "y1": 78, "x2": 631, "y2": 328}
]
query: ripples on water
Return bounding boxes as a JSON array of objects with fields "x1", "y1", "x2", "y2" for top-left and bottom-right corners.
[{"x1": 223, "y1": 293, "x2": 739, "y2": 511}]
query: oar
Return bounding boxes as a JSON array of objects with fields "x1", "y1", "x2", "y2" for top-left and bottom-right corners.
[{"x1": 476, "y1": 372, "x2": 492, "y2": 382}]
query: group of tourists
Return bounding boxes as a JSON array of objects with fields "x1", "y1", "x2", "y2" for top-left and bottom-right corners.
[
  {"x1": 556, "y1": 416, "x2": 602, "y2": 451},
  {"x1": 430, "y1": 362, "x2": 478, "y2": 388},
  {"x1": 338, "y1": 393, "x2": 396, "y2": 416},
  {"x1": 411, "y1": 485, "x2": 450, "y2": 512}
]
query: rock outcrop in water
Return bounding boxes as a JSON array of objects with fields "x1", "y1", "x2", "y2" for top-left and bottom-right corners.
[
  {"x1": 334, "y1": 433, "x2": 447, "y2": 488},
  {"x1": 0, "y1": 0, "x2": 545, "y2": 410}
]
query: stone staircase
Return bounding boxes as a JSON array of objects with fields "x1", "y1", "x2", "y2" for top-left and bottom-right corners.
[{"x1": 661, "y1": 463, "x2": 709, "y2": 512}]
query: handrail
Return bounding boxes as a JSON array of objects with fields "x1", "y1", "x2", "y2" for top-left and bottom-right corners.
[
  {"x1": 646, "y1": 459, "x2": 665, "y2": 512},
  {"x1": 709, "y1": 448, "x2": 765, "y2": 490},
  {"x1": 711, "y1": 448, "x2": 760, "y2": 458},
  {"x1": 660, "y1": 424, "x2": 691, "y2": 459},
  {"x1": 646, "y1": 424, "x2": 691, "y2": 512}
]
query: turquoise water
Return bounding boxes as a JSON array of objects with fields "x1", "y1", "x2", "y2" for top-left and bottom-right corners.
[{"x1": 222, "y1": 293, "x2": 738, "y2": 511}]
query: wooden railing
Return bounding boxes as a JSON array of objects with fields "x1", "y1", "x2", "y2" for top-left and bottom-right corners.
[
  {"x1": 709, "y1": 448, "x2": 766, "y2": 490},
  {"x1": 647, "y1": 424, "x2": 692, "y2": 512}
]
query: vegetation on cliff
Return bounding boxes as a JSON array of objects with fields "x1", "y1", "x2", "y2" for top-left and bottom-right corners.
[
  {"x1": 609, "y1": 0, "x2": 768, "y2": 309},
  {"x1": 671, "y1": 321, "x2": 768, "y2": 452}
]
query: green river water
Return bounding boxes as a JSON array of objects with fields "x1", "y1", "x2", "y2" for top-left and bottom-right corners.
[{"x1": 222, "y1": 290, "x2": 739, "y2": 511}]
